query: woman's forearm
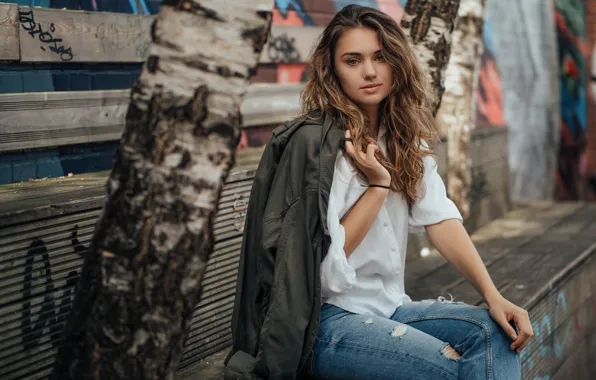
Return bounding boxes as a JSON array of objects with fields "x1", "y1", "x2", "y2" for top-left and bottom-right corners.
[
  {"x1": 425, "y1": 219, "x2": 501, "y2": 303},
  {"x1": 341, "y1": 187, "x2": 388, "y2": 257}
]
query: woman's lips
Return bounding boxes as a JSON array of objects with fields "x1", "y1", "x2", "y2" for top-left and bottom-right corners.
[{"x1": 361, "y1": 84, "x2": 382, "y2": 94}]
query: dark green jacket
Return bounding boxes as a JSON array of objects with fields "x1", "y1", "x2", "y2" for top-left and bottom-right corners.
[{"x1": 225, "y1": 113, "x2": 344, "y2": 379}]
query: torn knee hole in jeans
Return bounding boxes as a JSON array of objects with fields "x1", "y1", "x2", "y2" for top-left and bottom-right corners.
[
  {"x1": 390, "y1": 325, "x2": 407, "y2": 338},
  {"x1": 422, "y1": 294, "x2": 465, "y2": 305},
  {"x1": 441, "y1": 344, "x2": 461, "y2": 360}
]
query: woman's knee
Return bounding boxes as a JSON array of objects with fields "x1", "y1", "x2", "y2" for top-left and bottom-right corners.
[{"x1": 468, "y1": 308, "x2": 519, "y2": 362}]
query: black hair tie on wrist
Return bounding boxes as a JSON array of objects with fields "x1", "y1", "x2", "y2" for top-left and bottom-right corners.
[{"x1": 369, "y1": 184, "x2": 391, "y2": 189}]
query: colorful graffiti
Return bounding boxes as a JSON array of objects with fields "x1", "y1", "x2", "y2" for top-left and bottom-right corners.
[
  {"x1": 257, "y1": 0, "x2": 408, "y2": 84},
  {"x1": 273, "y1": 0, "x2": 407, "y2": 27},
  {"x1": 555, "y1": 0, "x2": 587, "y2": 201},
  {"x1": 475, "y1": 15, "x2": 505, "y2": 127},
  {"x1": 584, "y1": 1, "x2": 596, "y2": 201}
]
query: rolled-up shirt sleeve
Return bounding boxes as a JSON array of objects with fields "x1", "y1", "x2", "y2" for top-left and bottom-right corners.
[
  {"x1": 408, "y1": 154, "x2": 463, "y2": 233},
  {"x1": 321, "y1": 156, "x2": 356, "y2": 297}
]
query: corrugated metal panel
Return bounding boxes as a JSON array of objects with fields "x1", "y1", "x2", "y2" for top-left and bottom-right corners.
[{"x1": 0, "y1": 168, "x2": 256, "y2": 379}]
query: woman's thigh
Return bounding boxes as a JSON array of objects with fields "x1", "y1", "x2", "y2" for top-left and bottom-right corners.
[
  {"x1": 391, "y1": 300, "x2": 520, "y2": 380},
  {"x1": 307, "y1": 304, "x2": 459, "y2": 380},
  {"x1": 391, "y1": 300, "x2": 513, "y2": 350}
]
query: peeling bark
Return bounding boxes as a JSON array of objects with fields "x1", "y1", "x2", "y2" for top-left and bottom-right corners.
[
  {"x1": 401, "y1": 0, "x2": 462, "y2": 115},
  {"x1": 435, "y1": 0, "x2": 485, "y2": 219},
  {"x1": 51, "y1": 1, "x2": 272, "y2": 379}
]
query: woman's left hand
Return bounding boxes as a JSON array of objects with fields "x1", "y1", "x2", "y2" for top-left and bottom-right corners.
[{"x1": 487, "y1": 293, "x2": 534, "y2": 353}]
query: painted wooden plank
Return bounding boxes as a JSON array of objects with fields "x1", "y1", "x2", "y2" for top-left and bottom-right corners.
[
  {"x1": 0, "y1": 84, "x2": 305, "y2": 152},
  {"x1": 17, "y1": 6, "x2": 153, "y2": 63},
  {"x1": 12, "y1": 6, "x2": 322, "y2": 63},
  {"x1": 0, "y1": 4, "x2": 19, "y2": 60}
]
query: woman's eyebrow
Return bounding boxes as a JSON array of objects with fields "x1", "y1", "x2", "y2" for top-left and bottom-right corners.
[{"x1": 340, "y1": 50, "x2": 382, "y2": 58}]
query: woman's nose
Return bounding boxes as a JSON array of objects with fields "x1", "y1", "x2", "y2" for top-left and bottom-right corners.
[{"x1": 363, "y1": 60, "x2": 377, "y2": 79}]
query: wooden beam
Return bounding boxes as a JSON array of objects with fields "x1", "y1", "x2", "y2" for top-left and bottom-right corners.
[
  {"x1": 1, "y1": 6, "x2": 323, "y2": 63},
  {"x1": 0, "y1": 4, "x2": 19, "y2": 60},
  {"x1": 0, "y1": 83, "x2": 306, "y2": 152},
  {"x1": 17, "y1": 6, "x2": 153, "y2": 63}
]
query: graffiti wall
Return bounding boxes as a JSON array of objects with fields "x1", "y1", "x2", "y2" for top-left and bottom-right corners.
[
  {"x1": 480, "y1": 0, "x2": 560, "y2": 201},
  {"x1": 555, "y1": 0, "x2": 587, "y2": 200},
  {"x1": 254, "y1": 0, "x2": 408, "y2": 84},
  {"x1": 584, "y1": 1, "x2": 596, "y2": 201},
  {"x1": 0, "y1": 0, "x2": 161, "y2": 95},
  {"x1": 475, "y1": 14, "x2": 504, "y2": 128}
]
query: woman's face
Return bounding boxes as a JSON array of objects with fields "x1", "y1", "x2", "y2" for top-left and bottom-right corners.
[{"x1": 333, "y1": 27, "x2": 393, "y2": 109}]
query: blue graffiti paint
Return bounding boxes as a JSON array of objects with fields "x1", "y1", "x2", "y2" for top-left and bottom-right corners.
[
  {"x1": 275, "y1": 0, "x2": 314, "y2": 25},
  {"x1": 520, "y1": 290, "x2": 574, "y2": 379},
  {"x1": 4, "y1": 0, "x2": 159, "y2": 14},
  {"x1": 0, "y1": 142, "x2": 117, "y2": 185},
  {"x1": 127, "y1": 0, "x2": 149, "y2": 15},
  {"x1": 332, "y1": 0, "x2": 378, "y2": 12},
  {"x1": 553, "y1": 290, "x2": 570, "y2": 358}
]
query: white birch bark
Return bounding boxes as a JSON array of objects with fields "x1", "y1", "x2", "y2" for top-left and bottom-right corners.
[
  {"x1": 435, "y1": 0, "x2": 486, "y2": 219},
  {"x1": 51, "y1": 1, "x2": 273, "y2": 379},
  {"x1": 400, "y1": 0, "x2": 461, "y2": 115}
]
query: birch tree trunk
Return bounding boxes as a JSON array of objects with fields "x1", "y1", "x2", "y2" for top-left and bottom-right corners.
[
  {"x1": 435, "y1": 0, "x2": 486, "y2": 219},
  {"x1": 400, "y1": 0, "x2": 461, "y2": 115},
  {"x1": 51, "y1": 1, "x2": 272, "y2": 379}
]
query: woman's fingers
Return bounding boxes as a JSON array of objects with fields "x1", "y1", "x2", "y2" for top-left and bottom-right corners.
[
  {"x1": 495, "y1": 315, "x2": 518, "y2": 341},
  {"x1": 366, "y1": 143, "x2": 378, "y2": 163},
  {"x1": 511, "y1": 310, "x2": 533, "y2": 352},
  {"x1": 344, "y1": 130, "x2": 356, "y2": 157}
]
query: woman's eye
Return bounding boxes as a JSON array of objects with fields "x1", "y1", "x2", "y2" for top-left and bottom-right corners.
[
  {"x1": 375, "y1": 55, "x2": 385, "y2": 62},
  {"x1": 347, "y1": 59, "x2": 359, "y2": 66}
]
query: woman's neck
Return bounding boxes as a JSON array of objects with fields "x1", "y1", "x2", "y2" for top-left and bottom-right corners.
[{"x1": 362, "y1": 104, "x2": 380, "y2": 138}]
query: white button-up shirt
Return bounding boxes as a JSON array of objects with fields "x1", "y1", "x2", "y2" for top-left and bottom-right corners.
[{"x1": 321, "y1": 125, "x2": 462, "y2": 317}]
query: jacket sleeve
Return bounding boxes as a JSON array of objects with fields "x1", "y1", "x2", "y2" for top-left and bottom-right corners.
[
  {"x1": 320, "y1": 154, "x2": 356, "y2": 297},
  {"x1": 408, "y1": 154, "x2": 463, "y2": 233}
]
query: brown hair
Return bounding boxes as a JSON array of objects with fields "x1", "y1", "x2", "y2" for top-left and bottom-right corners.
[{"x1": 301, "y1": 4, "x2": 437, "y2": 206}]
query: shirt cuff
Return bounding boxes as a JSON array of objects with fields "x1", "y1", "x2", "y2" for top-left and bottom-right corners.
[{"x1": 321, "y1": 224, "x2": 356, "y2": 297}]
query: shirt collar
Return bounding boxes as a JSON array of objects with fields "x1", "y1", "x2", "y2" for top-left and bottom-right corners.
[{"x1": 377, "y1": 122, "x2": 387, "y2": 142}]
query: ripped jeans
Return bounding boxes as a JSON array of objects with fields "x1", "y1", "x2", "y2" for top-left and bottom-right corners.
[{"x1": 305, "y1": 300, "x2": 521, "y2": 380}]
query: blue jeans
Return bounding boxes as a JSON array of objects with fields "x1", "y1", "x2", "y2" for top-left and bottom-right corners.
[{"x1": 305, "y1": 300, "x2": 520, "y2": 380}]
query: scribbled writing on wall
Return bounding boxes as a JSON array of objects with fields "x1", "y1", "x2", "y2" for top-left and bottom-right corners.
[
  {"x1": 519, "y1": 263, "x2": 596, "y2": 380},
  {"x1": 267, "y1": 34, "x2": 301, "y2": 63},
  {"x1": 20, "y1": 225, "x2": 87, "y2": 350},
  {"x1": 18, "y1": 9, "x2": 73, "y2": 62}
]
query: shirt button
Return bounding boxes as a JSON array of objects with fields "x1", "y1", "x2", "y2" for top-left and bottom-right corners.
[
  {"x1": 384, "y1": 222, "x2": 389, "y2": 227},
  {"x1": 391, "y1": 247, "x2": 397, "y2": 252}
]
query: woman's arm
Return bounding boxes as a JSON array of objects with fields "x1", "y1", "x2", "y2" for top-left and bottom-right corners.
[
  {"x1": 425, "y1": 219, "x2": 499, "y2": 301},
  {"x1": 425, "y1": 219, "x2": 534, "y2": 353},
  {"x1": 341, "y1": 187, "x2": 388, "y2": 256}
]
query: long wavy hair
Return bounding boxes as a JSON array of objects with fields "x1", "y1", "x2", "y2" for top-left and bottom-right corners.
[{"x1": 301, "y1": 5, "x2": 437, "y2": 206}]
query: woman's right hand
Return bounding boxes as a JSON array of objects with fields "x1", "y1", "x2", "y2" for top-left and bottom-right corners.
[{"x1": 344, "y1": 130, "x2": 391, "y2": 186}]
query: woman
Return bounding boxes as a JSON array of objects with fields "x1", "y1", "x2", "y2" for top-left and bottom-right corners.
[{"x1": 299, "y1": 5, "x2": 533, "y2": 380}]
